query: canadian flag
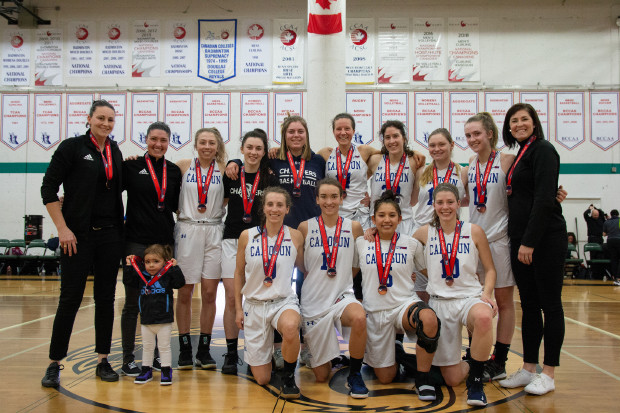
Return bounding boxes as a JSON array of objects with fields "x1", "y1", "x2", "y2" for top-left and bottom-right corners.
[{"x1": 307, "y1": 0, "x2": 342, "y2": 35}]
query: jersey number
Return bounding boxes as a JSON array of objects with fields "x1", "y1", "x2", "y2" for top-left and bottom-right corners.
[{"x1": 440, "y1": 257, "x2": 460, "y2": 280}]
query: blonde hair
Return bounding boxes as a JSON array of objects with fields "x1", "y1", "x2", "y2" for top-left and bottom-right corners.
[
  {"x1": 420, "y1": 128, "x2": 460, "y2": 185},
  {"x1": 278, "y1": 115, "x2": 312, "y2": 161},
  {"x1": 466, "y1": 112, "x2": 499, "y2": 150},
  {"x1": 194, "y1": 127, "x2": 227, "y2": 164}
]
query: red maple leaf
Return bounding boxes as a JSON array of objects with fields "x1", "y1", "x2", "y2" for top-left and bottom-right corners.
[
  {"x1": 132, "y1": 65, "x2": 145, "y2": 78},
  {"x1": 412, "y1": 66, "x2": 428, "y2": 81},
  {"x1": 316, "y1": 0, "x2": 333, "y2": 10},
  {"x1": 448, "y1": 69, "x2": 464, "y2": 82}
]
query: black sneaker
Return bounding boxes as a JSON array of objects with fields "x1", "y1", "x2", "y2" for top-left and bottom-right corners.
[
  {"x1": 281, "y1": 373, "x2": 300, "y2": 399},
  {"x1": 177, "y1": 350, "x2": 194, "y2": 370},
  {"x1": 152, "y1": 357, "x2": 162, "y2": 372},
  {"x1": 160, "y1": 366, "x2": 172, "y2": 386},
  {"x1": 41, "y1": 362, "x2": 64, "y2": 388},
  {"x1": 96, "y1": 358, "x2": 119, "y2": 382},
  {"x1": 415, "y1": 372, "x2": 436, "y2": 401},
  {"x1": 483, "y1": 357, "x2": 506, "y2": 381},
  {"x1": 195, "y1": 350, "x2": 216, "y2": 369},
  {"x1": 222, "y1": 352, "x2": 241, "y2": 375},
  {"x1": 134, "y1": 366, "x2": 153, "y2": 384},
  {"x1": 120, "y1": 361, "x2": 140, "y2": 377},
  {"x1": 395, "y1": 340, "x2": 418, "y2": 377}
]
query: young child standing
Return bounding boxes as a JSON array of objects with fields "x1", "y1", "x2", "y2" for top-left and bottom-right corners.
[{"x1": 126, "y1": 244, "x2": 185, "y2": 385}]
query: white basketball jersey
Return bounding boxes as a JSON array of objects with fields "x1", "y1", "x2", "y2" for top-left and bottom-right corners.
[
  {"x1": 425, "y1": 223, "x2": 482, "y2": 298},
  {"x1": 413, "y1": 165, "x2": 466, "y2": 231},
  {"x1": 325, "y1": 146, "x2": 369, "y2": 219},
  {"x1": 178, "y1": 159, "x2": 225, "y2": 223},
  {"x1": 370, "y1": 155, "x2": 415, "y2": 221},
  {"x1": 242, "y1": 226, "x2": 298, "y2": 301},
  {"x1": 467, "y1": 154, "x2": 508, "y2": 242},
  {"x1": 301, "y1": 217, "x2": 357, "y2": 318},
  {"x1": 355, "y1": 234, "x2": 424, "y2": 312}
]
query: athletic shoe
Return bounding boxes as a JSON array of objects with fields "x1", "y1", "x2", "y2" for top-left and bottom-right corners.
[
  {"x1": 281, "y1": 373, "x2": 300, "y2": 399},
  {"x1": 152, "y1": 357, "x2": 162, "y2": 372},
  {"x1": 498, "y1": 368, "x2": 535, "y2": 388},
  {"x1": 347, "y1": 372, "x2": 369, "y2": 399},
  {"x1": 395, "y1": 340, "x2": 418, "y2": 377},
  {"x1": 120, "y1": 361, "x2": 141, "y2": 377},
  {"x1": 177, "y1": 350, "x2": 194, "y2": 370},
  {"x1": 613, "y1": 280, "x2": 620, "y2": 286},
  {"x1": 41, "y1": 362, "x2": 63, "y2": 388},
  {"x1": 483, "y1": 357, "x2": 507, "y2": 381},
  {"x1": 415, "y1": 372, "x2": 436, "y2": 401},
  {"x1": 195, "y1": 350, "x2": 217, "y2": 369},
  {"x1": 160, "y1": 367, "x2": 172, "y2": 386},
  {"x1": 134, "y1": 366, "x2": 153, "y2": 384},
  {"x1": 331, "y1": 355, "x2": 350, "y2": 369},
  {"x1": 96, "y1": 358, "x2": 119, "y2": 382},
  {"x1": 524, "y1": 373, "x2": 555, "y2": 395},
  {"x1": 272, "y1": 348, "x2": 284, "y2": 370},
  {"x1": 299, "y1": 347, "x2": 312, "y2": 367},
  {"x1": 466, "y1": 379, "x2": 487, "y2": 407},
  {"x1": 222, "y1": 352, "x2": 241, "y2": 375}
]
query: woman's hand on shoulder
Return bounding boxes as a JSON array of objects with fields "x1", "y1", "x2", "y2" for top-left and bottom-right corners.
[
  {"x1": 225, "y1": 161, "x2": 240, "y2": 180},
  {"x1": 363, "y1": 226, "x2": 377, "y2": 242},
  {"x1": 411, "y1": 150, "x2": 426, "y2": 171},
  {"x1": 124, "y1": 155, "x2": 139, "y2": 161},
  {"x1": 268, "y1": 147, "x2": 280, "y2": 159}
]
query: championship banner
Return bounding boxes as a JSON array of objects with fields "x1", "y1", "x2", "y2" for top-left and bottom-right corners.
[
  {"x1": 346, "y1": 92, "x2": 374, "y2": 144},
  {"x1": 272, "y1": 19, "x2": 304, "y2": 84},
  {"x1": 273, "y1": 92, "x2": 302, "y2": 143},
  {"x1": 412, "y1": 18, "x2": 446, "y2": 81},
  {"x1": 164, "y1": 93, "x2": 192, "y2": 150},
  {"x1": 308, "y1": 0, "x2": 343, "y2": 35},
  {"x1": 520, "y1": 92, "x2": 549, "y2": 139},
  {"x1": 131, "y1": 93, "x2": 159, "y2": 149},
  {"x1": 449, "y1": 92, "x2": 478, "y2": 149},
  {"x1": 377, "y1": 18, "x2": 409, "y2": 84},
  {"x1": 447, "y1": 18, "x2": 480, "y2": 82},
  {"x1": 99, "y1": 21, "x2": 129, "y2": 77},
  {"x1": 66, "y1": 94, "x2": 94, "y2": 139},
  {"x1": 414, "y1": 92, "x2": 443, "y2": 148},
  {"x1": 132, "y1": 20, "x2": 160, "y2": 77},
  {"x1": 590, "y1": 91, "x2": 619, "y2": 150},
  {"x1": 163, "y1": 21, "x2": 195, "y2": 77},
  {"x1": 555, "y1": 92, "x2": 585, "y2": 150},
  {"x1": 1, "y1": 94, "x2": 29, "y2": 150},
  {"x1": 380, "y1": 92, "x2": 408, "y2": 128},
  {"x1": 2, "y1": 29, "x2": 31, "y2": 86},
  {"x1": 99, "y1": 93, "x2": 127, "y2": 143},
  {"x1": 238, "y1": 19, "x2": 272, "y2": 80},
  {"x1": 198, "y1": 19, "x2": 237, "y2": 83},
  {"x1": 66, "y1": 22, "x2": 95, "y2": 77},
  {"x1": 34, "y1": 28, "x2": 62, "y2": 86},
  {"x1": 33, "y1": 94, "x2": 61, "y2": 150},
  {"x1": 202, "y1": 93, "x2": 231, "y2": 143},
  {"x1": 241, "y1": 93, "x2": 269, "y2": 136},
  {"x1": 345, "y1": 18, "x2": 374, "y2": 84},
  {"x1": 484, "y1": 92, "x2": 513, "y2": 149}
]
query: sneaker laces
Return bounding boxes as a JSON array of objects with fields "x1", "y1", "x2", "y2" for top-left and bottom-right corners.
[
  {"x1": 223, "y1": 352, "x2": 243, "y2": 366},
  {"x1": 46, "y1": 363, "x2": 64, "y2": 377}
]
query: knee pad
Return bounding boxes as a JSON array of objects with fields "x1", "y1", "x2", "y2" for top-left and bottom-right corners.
[{"x1": 407, "y1": 302, "x2": 441, "y2": 354}]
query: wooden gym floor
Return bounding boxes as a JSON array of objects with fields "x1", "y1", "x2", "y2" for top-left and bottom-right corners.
[{"x1": 1, "y1": 274, "x2": 619, "y2": 412}]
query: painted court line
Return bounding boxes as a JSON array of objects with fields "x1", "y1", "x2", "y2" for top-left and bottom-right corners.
[
  {"x1": 564, "y1": 316, "x2": 620, "y2": 340},
  {"x1": 561, "y1": 349, "x2": 620, "y2": 381},
  {"x1": 0, "y1": 303, "x2": 95, "y2": 333}
]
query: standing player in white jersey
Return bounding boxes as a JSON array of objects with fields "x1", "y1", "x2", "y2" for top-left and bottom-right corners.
[
  {"x1": 297, "y1": 178, "x2": 367, "y2": 398},
  {"x1": 413, "y1": 183, "x2": 497, "y2": 407},
  {"x1": 234, "y1": 187, "x2": 305, "y2": 399},
  {"x1": 356, "y1": 191, "x2": 441, "y2": 401},
  {"x1": 174, "y1": 128, "x2": 227, "y2": 370}
]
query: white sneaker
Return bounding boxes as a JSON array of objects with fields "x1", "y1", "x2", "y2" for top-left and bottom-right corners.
[
  {"x1": 613, "y1": 280, "x2": 620, "y2": 286},
  {"x1": 498, "y1": 368, "x2": 535, "y2": 388},
  {"x1": 272, "y1": 349, "x2": 284, "y2": 370},
  {"x1": 524, "y1": 373, "x2": 555, "y2": 395}
]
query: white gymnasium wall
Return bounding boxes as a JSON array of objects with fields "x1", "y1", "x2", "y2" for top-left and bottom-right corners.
[{"x1": 0, "y1": 0, "x2": 618, "y2": 241}]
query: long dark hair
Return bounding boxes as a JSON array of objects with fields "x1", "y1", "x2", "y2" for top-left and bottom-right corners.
[
  {"x1": 379, "y1": 120, "x2": 415, "y2": 157},
  {"x1": 89, "y1": 99, "x2": 115, "y2": 116},
  {"x1": 241, "y1": 128, "x2": 272, "y2": 189},
  {"x1": 502, "y1": 103, "x2": 545, "y2": 148}
]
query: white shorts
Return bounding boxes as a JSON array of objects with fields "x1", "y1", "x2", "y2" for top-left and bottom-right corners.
[
  {"x1": 350, "y1": 207, "x2": 371, "y2": 230},
  {"x1": 242, "y1": 294, "x2": 300, "y2": 367},
  {"x1": 302, "y1": 293, "x2": 361, "y2": 368},
  {"x1": 477, "y1": 235, "x2": 516, "y2": 289},
  {"x1": 174, "y1": 221, "x2": 223, "y2": 283},
  {"x1": 365, "y1": 299, "x2": 420, "y2": 368},
  {"x1": 396, "y1": 217, "x2": 416, "y2": 236},
  {"x1": 220, "y1": 238, "x2": 238, "y2": 279},
  {"x1": 429, "y1": 296, "x2": 489, "y2": 366}
]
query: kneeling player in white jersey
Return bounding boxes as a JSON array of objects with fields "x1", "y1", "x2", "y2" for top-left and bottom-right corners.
[
  {"x1": 298, "y1": 178, "x2": 367, "y2": 398},
  {"x1": 234, "y1": 187, "x2": 305, "y2": 399},
  {"x1": 413, "y1": 183, "x2": 497, "y2": 407},
  {"x1": 356, "y1": 192, "x2": 441, "y2": 402}
]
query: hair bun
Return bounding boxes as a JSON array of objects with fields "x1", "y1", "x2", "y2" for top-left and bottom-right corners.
[{"x1": 380, "y1": 190, "x2": 401, "y2": 202}]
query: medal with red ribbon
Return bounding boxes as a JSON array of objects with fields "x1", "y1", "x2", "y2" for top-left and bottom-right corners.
[
  {"x1": 433, "y1": 161, "x2": 455, "y2": 190},
  {"x1": 335, "y1": 147, "x2": 353, "y2": 198},
  {"x1": 475, "y1": 151, "x2": 496, "y2": 213},
  {"x1": 318, "y1": 216, "x2": 343, "y2": 278},
  {"x1": 90, "y1": 133, "x2": 113, "y2": 189},
  {"x1": 374, "y1": 231, "x2": 399, "y2": 295},
  {"x1": 144, "y1": 154, "x2": 167, "y2": 212},
  {"x1": 437, "y1": 221, "x2": 462, "y2": 286},
  {"x1": 240, "y1": 166, "x2": 260, "y2": 224},
  {"x1": 195, "y1": 158, "x2": 215, "y2": 213},
  {"x1": 261, "y1": 225, "x2": 285, "y2": 287},
  {"x1": 506, "y1": 136, "x2": 536, "y2": 196},
  {"x1": 384, "y1": 153, "x2": 407, "y2": 194},
  {"x1": 131, "y1": 256, "x2": 174, "y2": 293},
  {"x1": 286, "y1": 151, "x2": 306, "y2": 197}
]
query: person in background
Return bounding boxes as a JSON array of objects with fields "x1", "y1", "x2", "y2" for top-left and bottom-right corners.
[
  {"x1": 603, "y1": 209, "x2": 620, "y2": 286},
  {"x1": 584, "y1": 204, "x2": 605, "y2": 244}
]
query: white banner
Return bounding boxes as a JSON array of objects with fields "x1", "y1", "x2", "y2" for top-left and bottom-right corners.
[
  {"x1": 131, "y1": 93, "x2": 159, "y2": 149},
  {"x1": 272, "y1": 19, "x2": 304, "y2": 84},
  {"x1": 449, "y1": 92, "x2": 478, "y2": 149},
  {"x1": 345, "y1": 19, "x2": 374, "y2": 84},
  {"x1": 380, "y1": 92, "x2": 408, "y2": 128},
  {"x1": 99, "y1": 21, "x2": 129, "y2": 77},
  {"x1": 412, "y1": 18, "x2": 446, "y2": 81},
  {"x1": 238, "y1": 19, "x2": 272, "y2": 81},
  {"x1": 241, "y1": 93, "x2": 269, "y2": 137},
  {"x1": 34, "y1": 94, "x2": 62, "y2": 150},
  {"x1": 414, "y1": 92, "x2": 444, "y2": 148},
  {"x1": 66, "y1": 22, "x2": 96, "y2": 77},
  {"x1": 99, "y1": 93, "x2": 127, "y2": 144},
  {"x1": 132, "y1": 20, "x2": 160, "y2": 77},
  {"x1": 377, "y1": 18, "x2": 410, "y2": 84},
  {"x1": 35, "y1": 29, "x2": 63, "y2": 86},
  {"x1": 2, "y1": 29, "x2": 31, "y2": 86},
  {"x1": 202, "y1": 93, "x2": 231, "y2": 143},
  {"x1": 520, "y1": 92, "x2": 550, "y2": 139},
  {"x1": 198, "y1": 19, "x2": 237, "y2": 83},
  {"x1": 590, "y1": 92, "x2": 619, "y2": 150},
  {"x1": 66, "y1": 94, "x2": 93, "y2": 139},
  {"x1": 555, "y1": 92, "x2": 585, "y2": 150},
  {"x1": 273, "y1": 92, "x2": 302, "y2": 143},
  {"x1": 1, "y1": 94, "x2": 29, "y2": 150},
  {"x1": 447, "y1": 18, "x2": 480, "y2": 82},
  {"x1": 163, "y1": 21, "x2": 195, "y2": 77},
  {"x1": 346, "y1": 92, "x2": 374, "y2": 144},
  {"x1": 484, "y1": 92, "x2": 513, "y2": 149},
  {"x1": 164, "y1": 93, "x2": 192, "y2": 150}
]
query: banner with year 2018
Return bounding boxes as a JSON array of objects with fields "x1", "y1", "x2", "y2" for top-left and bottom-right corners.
[
  {"x1": 198, "y1": 19, "x2": 237, "y2": 83},
  {"x1": 99, "y1": 93, "x2": 127, "y2": 143},
  {"x1": 519, "y1": 92, "x2": 549, "y2": 139},
  {"x1": 66, "y1": 22, "x2": 96, "y2": 78},
  {"x1": 132, "y1": 20, "x2": 160, "y2": 77},
  {"x1": 449, "y1": 92, "x2": 478, "y2": 149},
  {"x1": 272, "y1": 19, "x2": 304, "y2": 84},
  {"x1": 241, "y1": 93, "x2": 269, "y2": 137},
  {"x1": 164, "y1": 93, "x2": 192, "y2": 150},
  {"x1": 447, "y1": 18, "x2": 480, "y2": 82},
  {"x1": 412, "y1": 18, "x2": 446, "y2": 82},
  {"x1": 346, "y1": 92, "x2": 374, "y2": 145},
  {"x1": 555, "y1": 92, "x2": 585, "y2": 150},
  {"x1": 35, "y1": 29, "x2": 63, "y2": 86},
  {"x1": 590, "y1": 92, "x2": 619, "y2": 150},
  {"x1": 131, "y1": 93, "x2": 159, "y2": 149},
  {"x1": 345, "y1": 19, "x2": 374, "y2": 84},
  {"x1": 33, "y1": 94, "x2": 62, "y2": 150},
  {"x1": 484, "y1": 92, "x2": 513, "y2": 149},
  {"x1": 202, "y1": 93, "x2": 231, "y2": 143},
  {"x1": 414, "y1": 92, "x2": 443, "y2": 148},
  {"x1": 380, "y1": 92, "x2": 408, "y2": 129},
  {"x1": 273, "y1": 92, "x2": 302, "y2": 144},
  {"x1": 1, "y1": 94, "x2": 29, "y2": 150},
  {"x1": 66, "y1": 94, "x2": 94, "y2": 139},
  {"x1": 2, "y1": 29, "x2": 31, "y2": 86},
  {"x1": 377, "y1": 19, "x2": 410, "y2": 84}
]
